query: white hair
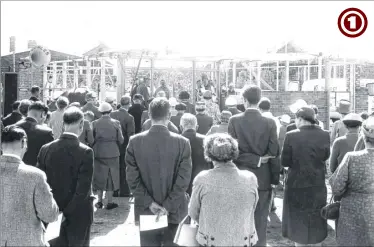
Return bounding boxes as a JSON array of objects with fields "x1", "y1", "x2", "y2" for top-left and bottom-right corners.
[{"x1": 180, "y1": 113, "x2": 197, "y2": 130}]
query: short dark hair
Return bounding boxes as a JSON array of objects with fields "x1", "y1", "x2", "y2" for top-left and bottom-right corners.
[
  {"x1": 361, "y1": 112, "x2": 369, "y2": 120},
  {"x1": 120, "y1": 96, "x2": 131, "y2": 106},
  {"x1": 31, "y1": 86, "x2": 40, "y2": 94},
  {"x1": 179, "y1": 91, "x2": 190, "y2": 100},
  {"x1": 63, "y1": 107, "x2": 84, "y2": 125},
  {"x1": 175, "y1": 103, "x2": 187, "y2": 111},
  {"x1": 2, "y1": 126, "x2": 27, "y2": 143},
  {"x1": 310, "y1": 104, "x2": 319, "y2": 114},
  {"x1": 133, "y1": 94, "x2": 144, "y2": 101},
  {"x1": 57, "y1": 96, "x2": 69, "y2": 109},
  {"x1": 19, "y1": 99, "x2": 32, "y2": 116},
  {"x1": 28, "y1": 101, "x2": 49, "y2": 113},
  {"x1": 242, "y1": 85, "x2": 261, "y2": 105},
  {"x1": 343, "y1": 120, "x2": 362, "y2": 128},
  {"x1": 258, "y1": 97, "x2": 271, "y2": 111},
  {"x1": 12, "y1": 101, "x2": 21, "y2": 111},
  {"x1": 149, "y1": 98, "x2": 170, "y2": 121}
]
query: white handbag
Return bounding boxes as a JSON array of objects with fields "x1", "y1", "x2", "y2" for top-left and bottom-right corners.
[{"x1": 173, "y1": 215, "x2": 199, "y2": 246}]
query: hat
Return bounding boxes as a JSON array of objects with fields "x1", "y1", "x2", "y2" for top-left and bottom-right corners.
[
  {"x1": 338, "y1": 100, "x2": 351, "y2": 114},
  {"x1": 296, "y1": 106, "x2": 316, "y2": 124},
  {"x1": 105, "y1": 96, "x2": 115, "y2": 104},
  {"x1": 290, "y1": 99, "x2": 307, "y2": 114},
  {"x1": 280, "y1": 114, "x2": 291, "y2": 124},
  {"x1": 342, "y1": 113, "x2": 362, "y2": 124},
  {"x1": 362, "y1": 117, "x2": 374, "y2": 138},
  {"x1": 169, "y1": 97, "x2": 178, "y2": 107},
  {"x1": 179, "y1": 91, "x2": 190, "y2": 100},
  {"x1": 175, "y1": 103, "x2": 187, "y2": 111},
  {"x1": 221, "y1": 111, "x2": 232, "y2": 122},
  {"x1": 85, "y1": 92, "x2": 97, "y2": 101},
  {"x1": 196, "y1": 101, "x2": 206, "y2": 111},
  {"x1": 203, "y1": 90, "x2": 212, "y2": 99},
  {"x1": 225, "y1": 97, "x2": 237, "y2": 107},
  {"x1": 98, "y1": 102, "x2": 112, "y2": 112},
  {"x1": 330, "y1": 111, "x2": 342, "y2": 120}
]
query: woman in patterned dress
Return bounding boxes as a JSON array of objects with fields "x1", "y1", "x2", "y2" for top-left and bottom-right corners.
[{"x1": 329, "y1": 116, "x2": 374, "y2": 246}]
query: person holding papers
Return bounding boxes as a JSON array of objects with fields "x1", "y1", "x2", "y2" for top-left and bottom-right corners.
[
  {"x1": 228, "y1": 85, "x2": 279, "y2": 247},
  {"x1": 281, "y1": 106, "x2": 330, "y2": 246},
  {"x1": 37, "y1": 107, "x2": 95, "y2": 247},
  {"x1": 126, "y1": 97, "x2": 192, "y2": 246}
]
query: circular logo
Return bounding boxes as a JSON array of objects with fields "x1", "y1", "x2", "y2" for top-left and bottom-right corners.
[{"x1": 338, "y1": 8, "x2": 368, "y2": 38}]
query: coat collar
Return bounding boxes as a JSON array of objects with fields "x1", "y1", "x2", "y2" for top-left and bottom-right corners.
[
  {"x1": 60, "y1": 133, "x2": 79, "y2": 141},
  {"x1": 182, "y1": 129, "x2": 197, "y2": 137},
  {"x1": 0, "y1": 154, "x2": 23, "y2": 164},
  {"x1": 25, "y1": 117, "x2": 38, "y2": 124},
  {"x1": 244, "y1": 108, "x2": 261, "y2": 116},
  {"x1": 149, "y1": 124, "x2": 169, "y2": 133}
]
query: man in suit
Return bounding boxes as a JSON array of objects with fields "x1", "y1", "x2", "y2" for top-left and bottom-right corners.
[
  {"x1": 1, "y1": 126, "x2": 59, "y2": 247},
  {"x1": 49, "y1": 96, "x2": 69, "y2": 139},
  {"x1": 79, "y1": 112, "x2": 94, "y2": 146},
  {"x1": 110, "y1": 95, "x2": 135, "y2": 197},
  {"x1": 179, "y1": 90, "x2": 196, "y2": 115},
  {"x1": 180, "y1": 113, "x2": 212, "y2": 195},
  {"x1": 37, "y1": 107, "x2": 95, "y2": 247},
  {"x1": 29, "y1": 85, "x2": 41, "y2": 102},
  {"x1": 129, "y1": 94, "x2": 146, "y2": 134},
  {"x1": 126, "y1": 97, "x2": 192, "y2": 246},
  {"x1": 81, "y1": 92, "x2": 101, "y2": 120},
  {"x1": 14, "y1": 101, "x2": 54, "y2": 167},
  {"x1": 170, "y1": 103, "x2": 186, "y2": 133},
  {"x1": 195, "y1": 101, "x2": 214, "y2": 135},
  {"x1": 2, "y1": 101, "x2": 23, "y2": 127},
  {"x1": 228, "y1": 85, "x2": 279, "y2": 247}
]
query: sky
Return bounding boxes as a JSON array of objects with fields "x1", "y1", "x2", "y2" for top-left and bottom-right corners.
[{"x1": 1, "y1": 1, "x2": 374, "y2": 60}]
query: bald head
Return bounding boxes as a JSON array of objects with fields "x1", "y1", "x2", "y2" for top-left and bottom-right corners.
[{"x1": 180, "y1": 113, "x2": 198, "y2": 132}]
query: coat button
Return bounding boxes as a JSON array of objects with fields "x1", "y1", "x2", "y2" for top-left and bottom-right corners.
[
  {"x1": 250, "y1": 235, "x2": 253, "y2": 238},
  {"x1": 211, "y1": 237, "x2": 215, "y2": 241},
  {"x1": 204, "y1": 236, "x2": 207, "y2": 240},
  {"x1": 244, "y1": 237, "x2": 248, "y2": 240},
  {"x1": 244, "y1": 245, "x2": 248, "y2": 247}
]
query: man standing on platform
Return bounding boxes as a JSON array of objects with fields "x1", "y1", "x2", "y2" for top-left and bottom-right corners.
[
  {"x1": 126, "y1": 98, "x2": 192, "y2": 246},
  {"x1": 37, "y1": 107, "x2": 95, "y2": 247},
  {"x1": 228, "y1": 85, "x2": 279, "y2": 247},
  {"x1": 110, "y1": 95, "x2": 135, "y2": 197}
]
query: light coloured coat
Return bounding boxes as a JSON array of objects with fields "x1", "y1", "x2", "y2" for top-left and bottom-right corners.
[
  {"x1": 189, "y1": 163, "x2": 259, "y2": 246},
  {"x1": 0, "y1": 154, "x2": 59, "y2": 246}
]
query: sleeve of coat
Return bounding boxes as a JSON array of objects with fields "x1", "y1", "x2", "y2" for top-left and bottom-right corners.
[
  {"x1": 116, "y1": 121, "x2": 124, "y2": 145},
  {"x1": 267, "y1": 120, "x2": 280, "y2": 157},
  {"x1": 36, "y1": 145, "x2": 47, "y2": 173},
  {"x1": 86, "y1": 122, "x2": 94, "y2": 146},
  {"x1": 228, "y1": 117, "x2": 237, "y2": 139},
  {"x1": 354, "y1": 135, "x2": 365, "y2": 151},
  {"x1": 329, "y1": 152, "x2": 350, "y2": 197},
  {"x1": 323, "y1": 132, "x2": 331, "y2": 161},
  {"x1": 162, "y1": 139, "x2": 192, "y2": 213},
  {"x1": 281, "y1": 133, "x2": 292, "y2": 168},
  {"x1": 329, "y1": 139, "x2": 340, "y2": 173},
  {"x1": 126, "y1": 138, "x2": 154, "y2": 209},
  {"x1": 63, "y1": 148, "x2": 94, "y2": 216},
  {"x1": 127, "y1": 116, "x2": 136, "y2": 137},
  {"x1": 34, "y1": 171, "x2": 60, "y2": 223},
  {"x1": 330, "y1": 121, "x2": 338, "y2": 145},
  {"x1": 188, "y1": 174, "x2": 205, "y2": 223}
]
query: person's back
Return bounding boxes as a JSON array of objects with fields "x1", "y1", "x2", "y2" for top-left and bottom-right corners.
[
  {"x1": 0, "y1": 126, "x2": 59, "y2": 246},
  {"x1": 49, "y1": 96, "x2": 69, "y2": 139},
  {"x1": 110, "y1": 105, "x2": 135, "y2": 149},
  {"x1": 3, "y1": 101, "x2": 23, "y2": 127},
  {"x1": 128, "y1": 95, "x2": 145, "y2": 134},
  {"x1": 196, "y1": 113, "x2": 213, "y2": 135},
  {"x1": 330, "y1": 134, "x2": 359, "y2": 173},
  {"x1": 142, "y1": 118, "x2": 179, "y2": 133}
]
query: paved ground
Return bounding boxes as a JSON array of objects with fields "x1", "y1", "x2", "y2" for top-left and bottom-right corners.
[{"x1": 89, "y1": 182, "x2": 337, "y2": 246}]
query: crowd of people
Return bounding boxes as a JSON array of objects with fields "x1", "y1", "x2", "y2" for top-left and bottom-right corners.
[{"x1": 1, "y1": 83, "x2": 373, "y2": 247}]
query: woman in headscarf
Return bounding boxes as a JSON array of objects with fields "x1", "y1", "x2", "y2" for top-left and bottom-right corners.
[
  {"x1": 329, "y1": 116, "x2": 374, "y2": 247},
  {"x1": 189, "y1": 133, "x2": 259, "y2": 246},
  {"x1": 329, "y1": 113, "x2": 362, "y2": 173}
]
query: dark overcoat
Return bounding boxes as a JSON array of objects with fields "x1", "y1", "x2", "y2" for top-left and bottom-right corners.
[{"x1": 281, "y1": 125, "x2": 330, "y2": 244}]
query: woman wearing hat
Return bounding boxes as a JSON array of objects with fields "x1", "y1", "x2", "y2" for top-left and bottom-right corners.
[
  {"x1": 92, "y1": 102, "x2": 124, "y2": 210},
  {"x1": 329, "y1": 116, "x2": 374, "y2": 246},
  {"x1": 189, "y1": 134, "x2": 259, "y2": 246},
  {"x1": 281, "y1": 106, "x2": 330, "y2": 246},
  {"x1": 329, "y1": 113, "x2": 362, "y2": 173}
]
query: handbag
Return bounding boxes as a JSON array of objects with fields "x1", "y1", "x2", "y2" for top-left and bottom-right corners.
[
  {"x1": 173, "y1": 215, "x2": 199, "y2": 247},
  {"x1": 320, "y1": 197, "x2": 340, "y2": 220}
]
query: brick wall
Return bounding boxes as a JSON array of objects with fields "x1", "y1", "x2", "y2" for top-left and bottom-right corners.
[
  {"x1": 355, "y1": 87, "x2": 369, "y2": 113},
  {"x1": 17, "y1": 67, "x2": 44, "y2": 100},
  {"x1": 262, "y1": 91, "x2": 329, "y2": 128}
]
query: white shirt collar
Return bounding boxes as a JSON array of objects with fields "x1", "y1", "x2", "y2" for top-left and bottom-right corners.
[{"x1": 64, "y1": 132, "x2": 78, "y2": 138}]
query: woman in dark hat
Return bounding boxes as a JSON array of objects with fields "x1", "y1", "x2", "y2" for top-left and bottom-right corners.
[
  {"x1": 329, "y1": 116, "x2": 374, "y2": 247},
  {"x1": 329, "y1": 113, "x2": 362, "y2": 173},
  {"x1": 281, "y1": 106, "x2": 330, "y2": 246}
]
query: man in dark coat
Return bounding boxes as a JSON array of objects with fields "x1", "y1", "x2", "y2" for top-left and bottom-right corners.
[
  {"x1": 81, "y1": 92, "x2": 101, "y2": 120},
  {"x1": 281, "y1": 106, "x2": 330, "y2": 246},
  {"x1": 126, "y1": 97, "x2": 192, "y2": 247},
  {"x1": 228, "y1": 85, "x2": 279, "y2": 247},
  {"x1": 14, "y1": 101, "x2": 54, "y2": 167},
  {"x1": 129, "y1": 94, "x2": 146, "y2": 134},
  {"x1": 110, "y1": 95, "x2": 135, "y2": 197},
  {"x1": 29, "y1": 85, "x2": 41, "y2": 102},
  {"x1": 195, "y1": 102, "x2": 213, "y2": 135},
  {"x1": 170, "y1": 103, "x2": 186, "y2": 133},
  {"x1": 136, "y1": 78, "x2": 150, "y2": 109},
  {"x1": 2, "y1": 101, "x2": 23, "y2": 127},
  {"x1": 179, "y1": 91, "x2": 196, "y2": 115},
  {"x1": 37, "y1": 107, "x2": 95, "y2": 247},
  {"x1": 180, "y1": 113, "x2": 212, "y2": 195}
]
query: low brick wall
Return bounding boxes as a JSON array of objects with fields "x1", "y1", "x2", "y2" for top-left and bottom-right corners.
[{"x1": 262, "y1": 91, "x2": 329, "y2": 128}]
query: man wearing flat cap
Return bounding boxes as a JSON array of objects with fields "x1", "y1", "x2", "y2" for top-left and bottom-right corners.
[
  {"x1": 281, "y1": 106, "x2": 330, "y2": 246},
  {"x1": 330, "y1": 99, "x2": 351, "y2": 144}
]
